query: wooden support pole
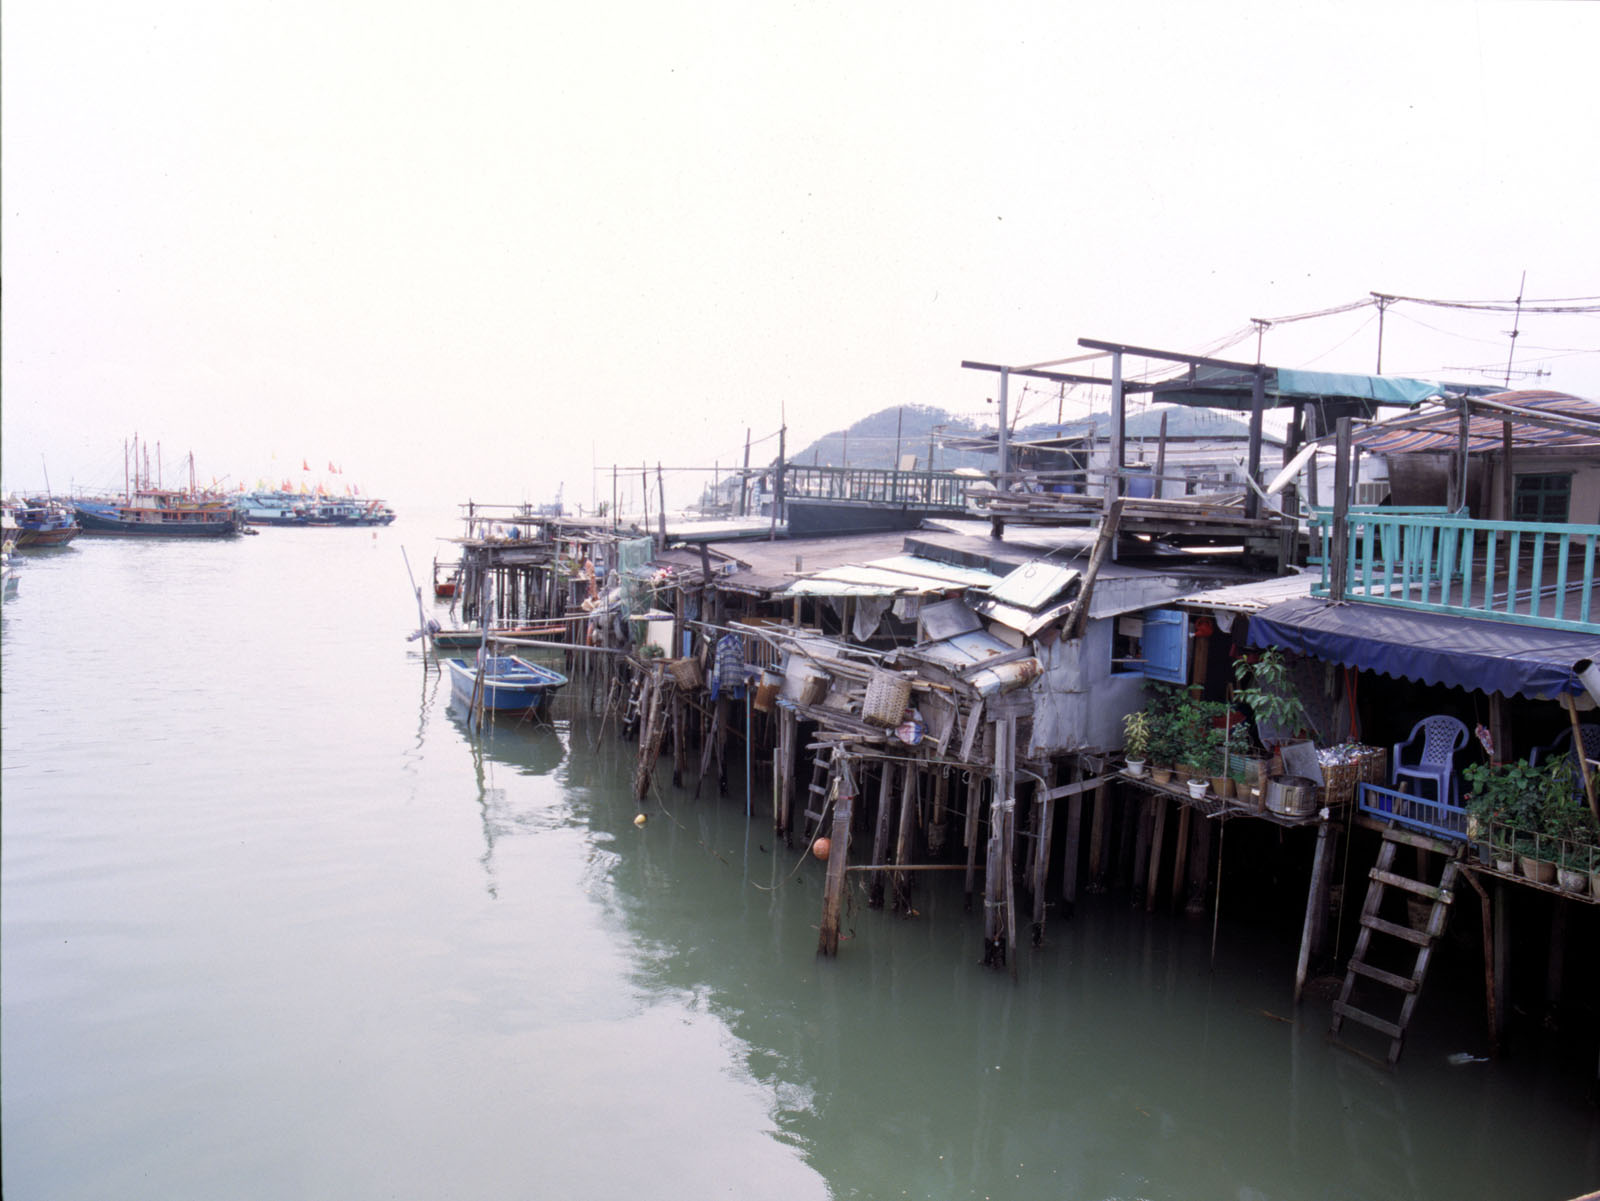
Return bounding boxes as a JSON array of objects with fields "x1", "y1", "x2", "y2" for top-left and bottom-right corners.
[
  {"x1": 1145, "y1": 796, "x2": 1168, "y2": 913},
  {"x1": 1565, "y1": 692, "x2": 1598, "y2": 820},
  {"x1": 1331, "y1": 417, "x2": 1353, "y2": 603},
  {"x1": 1131, "y1": 794, "x2": 1154, "y2": 908},
  {"x1": 869, "y1": 762, "x2": 895, "y2": 909},
  {"x1": 671, "y1": 688, "x2": 686, "y2": 788},
  {"x1": 928, "y1": 768, "x2": 950, "y2": 858},
  {"x1": 1169, "y1": 804, "x2": 1192, "y2": 915},
  {"x1": 964, "y1": 774, "x2": 982, "y2": 907},
  {"x1": 1458, "y1": 868, "x2": 1500, "y2": 1057},
  {"x1": 817, "y1": 764, "x2": 855, "y2": 957},
  {"x1": 1492, "y1": 881, "x2": 1511, "y2": 1048},
  {"x1": 1245, "y1": 365, "x2": 1266, "y2": 519},
  {"x1": 1546, "y1": 898, "x2": 1568, "y2": 1027},
  {"x1": 778, "y1": 708, "x2": 797, "y2": 840},
  {"x1": 1088, "y1": 770, "x2": 1110, "y2": 893},
  {"x1": 1186, "y1": 811, "x2": 1213, "y2": 915},
  {"x1": 1031, "y1": 766, "x2": 1055, "y2": 941},
  {"x1": 893, "y1": 764, "x2": 919, "y2": 913},
  {"x1": 1060, "y1": 759, "x2": 1084, "y2": 919},
  {"x1": 1295, "y1": 821, "x2": 1338, "y2": 1003}
]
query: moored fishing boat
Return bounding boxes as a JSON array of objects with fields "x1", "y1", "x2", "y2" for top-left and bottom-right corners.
[
  {"x1": 75, "y1": 490, "x2": 241, "y2": 537},
  {"x1": 237, "y1": 491, "x2": 311, "y2": 526},
  {"x1": 433, "y1": 556, "x2": 461, "y2": 598},
  {"x1": 74, "y1": 438, "x2": 241, "y2": 537},
  {"x1": 429, "y1": 620, "x2": 568, "y2": 651},
  {"x1": 445, "y1": 654, "x2": 568, "y2": 712},
  {"x1": 6, "y1": 497, "x2": 82, "y2": 547}
]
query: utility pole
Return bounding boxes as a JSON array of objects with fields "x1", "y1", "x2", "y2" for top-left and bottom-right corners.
[
  {"x1": 1504, "y1": 270, "x2": 1527, "y2": 387},
  {"x1": 1251, "y1": 317, "x2": 1272, "y2": 363},
  {"x1": 1372, "y1": 292, "x2": 1393, "y2": 373}
]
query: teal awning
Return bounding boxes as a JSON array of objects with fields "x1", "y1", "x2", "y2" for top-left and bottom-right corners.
[{"x1": 1149, "y1": 364, "x2": 1476, "y2": 412}]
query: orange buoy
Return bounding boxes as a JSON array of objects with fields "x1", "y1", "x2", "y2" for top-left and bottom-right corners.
[{"x1": 812, "y1": 837, "x2": 831, "y2": 861}]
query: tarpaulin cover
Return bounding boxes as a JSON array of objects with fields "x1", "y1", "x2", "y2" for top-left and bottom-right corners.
[
  {"x1": 1247, "y1": 596, "x2": 1600, "y2": 700},
  {"x1": 1354, "y1": 389, "x2": 1600, "y2": 454}
]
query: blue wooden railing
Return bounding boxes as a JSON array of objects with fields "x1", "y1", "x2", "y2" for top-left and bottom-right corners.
[
  {"x1": 1310, "y1": 510, "x2": 1600, "y2": 633},
  {"x1": 1356, "y1": 781, "x2": 1469, "y2": 841}
]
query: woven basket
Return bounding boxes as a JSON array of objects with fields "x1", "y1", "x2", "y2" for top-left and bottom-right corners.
[
  {"x1": 1355, "y1": 746, "x2": 1388, "y2": 786},
  {"x1": 1318, "y1": 758, "x2": 1361, "y2": 810},
  {"x1": 667, "y1": 657, "x2": 704, "y2": 690},
  {"x1": 862, "y1": 669, "x2": 913, "y2": 727}
]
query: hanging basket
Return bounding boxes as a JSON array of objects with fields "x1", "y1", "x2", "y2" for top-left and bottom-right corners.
[
  {"x1": 666, "y1": 657, "x2": 704, "y2": 690},
  {"x1": 862, "y1": 669, "x2": 913, "y2": 727}
]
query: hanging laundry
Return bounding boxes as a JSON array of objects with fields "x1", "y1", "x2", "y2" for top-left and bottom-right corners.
[{"x1": 712, "y1": 632, "x2": 747, "y2": 700}]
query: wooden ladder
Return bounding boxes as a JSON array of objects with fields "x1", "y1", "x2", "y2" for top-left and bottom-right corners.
[
  {"x1": 1330, "y1": 825, "x2": 1461, "y2": 1065},
  {"x1": 803, "y1": 744, "x2": 835, "y2": 835}
]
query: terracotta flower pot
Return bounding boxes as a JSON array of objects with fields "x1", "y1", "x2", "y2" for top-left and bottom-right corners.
[{"x1": 1519, "y1": 855, "x2": 1556, "y2": 885}]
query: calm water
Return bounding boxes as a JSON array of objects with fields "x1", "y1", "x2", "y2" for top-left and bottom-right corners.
[{"x1": 3, "y1": 511, "x2": 1597, "y2": 1201}]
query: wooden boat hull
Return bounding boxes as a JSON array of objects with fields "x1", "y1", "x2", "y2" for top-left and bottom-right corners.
[
  {"x1": 446, "y1": 655, "x2": 568, "y2": 712},
  {"x1": 74, "y1": 501, "x2": 239, "y2": 537},
  {"x1": 431, "y1": 625, "x2": 565, "y2": 651}
]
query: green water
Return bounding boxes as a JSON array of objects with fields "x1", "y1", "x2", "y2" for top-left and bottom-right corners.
[{"x1": 2, "y1": 512, "x2": 1596, "y2": 1200}]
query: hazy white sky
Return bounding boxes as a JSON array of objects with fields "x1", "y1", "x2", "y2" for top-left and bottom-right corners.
[{"x1": 4, "y1": 2, "x2": 1597, "y2": 509}]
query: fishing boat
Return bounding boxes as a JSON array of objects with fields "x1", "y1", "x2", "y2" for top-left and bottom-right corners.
[
  {"x1": 75, "y1": 490, "x2": 241, "y2": 537},
  {"x1": 429, "y1": 621, "x2": 568, "y2": 651},
  {"x1": 446, "y1": 654, "x2": 568, "y2": 712},
  {"x1": 237, "y1": 491, "x2": 311, "y2": 526},
  {"x1": 6, "y1": 497, "x2": 82, "y2": 546},
  {"x1": 74, "y1": 440, "x2": 241, "y2": 537},
  {"x1": 433, "y1": 557, "x2": 461, "y2": 598}
]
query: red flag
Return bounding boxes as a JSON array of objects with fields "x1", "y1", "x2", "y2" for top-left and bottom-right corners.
[
  {"x1": 301, "y1": 459, "x2": 309, "y2": 471},
  {"x1": 328, "y1": 461, "x2": 337, "y2": 473}
]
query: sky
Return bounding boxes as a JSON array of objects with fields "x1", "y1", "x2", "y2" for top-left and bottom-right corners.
[{"x1": 3, "y1": 2, "x2": 1597, "y2": 511}]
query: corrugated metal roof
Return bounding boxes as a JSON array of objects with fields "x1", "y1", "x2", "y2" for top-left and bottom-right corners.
[
  {"x1": 1173, "y1": 569, "x2": 1316, "y2": 615},
  {"x1": 776, "y1": 555, "x2": 1005, "y2": 598}
]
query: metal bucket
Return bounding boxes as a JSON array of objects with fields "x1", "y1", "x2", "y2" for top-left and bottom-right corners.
[{"x1": 1265, "y1": 775, "x2": 1318, "y2": 817}]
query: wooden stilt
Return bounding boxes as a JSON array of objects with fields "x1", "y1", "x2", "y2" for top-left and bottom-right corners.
[
  {"x1": 1059, "y1": 759, "x2": 1084, "y2": 919},
  {"x1": 1088, "y1": 769, "x2": 1110, "y2": 893},
  {"x1": 1131, "y1": 794, "x2": 1154, "y2": 908},
  {"x1": 893, "y1": 764, "x2": 918, "y2": 913},
  {"x1": 928, "y1": 769, "x2": 949, "y2": 858},
  {"x1": 1492, "y1": 881, "x2": 1511, "y2": 1047},
  {"x1": 1169, "y1": 803, "x2": 1193, "y2": 915},
  {"x1": 1030, "y1": 764, "x2": 1055, "y2": 942},
  {"x1": 964, "y1": 773, "x2": 981, "y2": 907},
  {"x1": 1185, "y1": 812, "x2": 1213, "y2": 914},
  {"x1": 1145, "y1": 795, "x2": 1168, "y2": 913},
  {"x1": 1295, "y1": 821, "x2": 1337, "y2": 1003},
  {"x1": 869, "y1": 763, "x2": 895, "y2": 909},
  {"x1": 817, "y1": 761, "x2": 856, "y2": 957},
  {"x1": 1546, "y1": 898, "x2": 1569, "y2": 1027},
  {"x1": 670, "y1": 688, "x2": 686, "y2": 789}
]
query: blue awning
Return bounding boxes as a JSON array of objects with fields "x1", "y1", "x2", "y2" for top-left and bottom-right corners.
[{"x1": 1246, "y1": 597, "x2": 1600, "y2": 700}]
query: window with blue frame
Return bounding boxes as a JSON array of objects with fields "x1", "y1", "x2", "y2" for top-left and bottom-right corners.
[{"x1": 1110, "y1": 608, "x2": 1188, "y2": 682}]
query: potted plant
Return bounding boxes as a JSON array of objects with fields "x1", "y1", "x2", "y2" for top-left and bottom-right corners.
[
  {"x1": 1142, "y1": 684, "x2": 1185, "y2": 784},
  {"x1": 1464, "y1": 757, "x2": 1549, "y2": 871},
  {"x1": 1233, "y1": 649, "x2": 1308, "y2": 759},
  {"x1": 1122, "y1": 710, "x2": 1150, "y2": 776},
  {"x1": 1172, "y1": 692, "x2": 1217, "y2": 783}
]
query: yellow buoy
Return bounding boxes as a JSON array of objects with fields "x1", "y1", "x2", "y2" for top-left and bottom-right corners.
[{"x1": 633, "y1": 813, "x2": 648, "y2": 827}]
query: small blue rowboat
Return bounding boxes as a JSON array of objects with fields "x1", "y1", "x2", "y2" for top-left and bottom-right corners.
[{"x1": 447, "y1": 654, "x2": 568, "y2": 712}]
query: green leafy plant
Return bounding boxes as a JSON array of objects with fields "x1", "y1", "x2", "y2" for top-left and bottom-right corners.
[
  {"x1": 1140, "y1": 684, "x2": 1187, "y2": 768},
  {"x1": 1233, "y1": 649, "x2": 1307, "y2": 745},
  {"x1": 1122, "y1": 710, "x2": 1151, "y2": 761}
]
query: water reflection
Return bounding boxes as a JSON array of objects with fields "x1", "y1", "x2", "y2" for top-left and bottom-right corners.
[{"x1": 448, "y1": 686, "x2": 1600, "y2": 1201}]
